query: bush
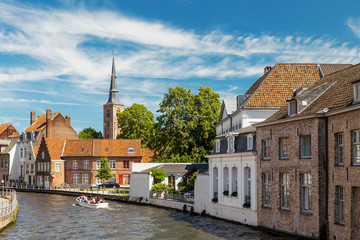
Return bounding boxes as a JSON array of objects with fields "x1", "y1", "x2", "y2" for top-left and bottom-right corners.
[
  {"x1": 148, "y1": 169, "x2": 166, "y2": 183},
  {"x1": 231, "y1": 192, "x2": 238, "y2": 197},
  {"x1": 223, "y1": 191, "x2": 229, "y2": 196},
  {"x1": 211, "y1": 197, "x2": 218, "y2": 203},
  {"x1": 243, "y1": 202, "x2": 251, "y2": 208},
  {"x1": 151, "y1": 183, "x2": 167, "y2": 193},
  {"x1": 167, "y1": 187, "x2": 175, "y2": 194},
  {"x1": 178, "y1": 167, "x2": 199, "y2": 194}
]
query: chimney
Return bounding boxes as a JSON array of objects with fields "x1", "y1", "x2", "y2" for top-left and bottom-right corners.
[
  {"x1": 30, "y1": 111, "x2": 36, "y2": 126},
  {"x1": 264, "y1": 66, "x2": 272, "y2": 74},
  {"x1": 46, "y1": 109, "x2": 52, "y2": 138},
  {"x1": 65, "y1": 115, "x2": 71, "y2": 126}
]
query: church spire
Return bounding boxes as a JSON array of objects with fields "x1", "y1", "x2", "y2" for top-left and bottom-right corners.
[{"x1": 106, "y1": 57, "x2": 121, "y2": 105}]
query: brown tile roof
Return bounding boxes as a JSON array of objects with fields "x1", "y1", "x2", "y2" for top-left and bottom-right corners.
[
  {"x1": 319, "y1": 64, "x2": 353, "y2": 77},
  {"x1": 264, "y1": 63, "x2": 360, "y2": 122},
  {"x1": 45, "y1": 139, "x2": 66, "y2": 160},
  {"x1": 62, "y1": 139, "x2": 143, "y2": 157},
  {"x1": 242, "y1": 64, "x2": 321, "y2": 109},
  {"x1": 25, "y1": 113, "x2": 59, "y2": 132},
  {"x1": 245, "y1": 70, "x2": 271, "y2": 95},
  {"x1": 0, "y1": 123, "x2": 10, "y2": 135},
  {"x1": 32, "y1": 145, "x2": 40, "y2": 157}
]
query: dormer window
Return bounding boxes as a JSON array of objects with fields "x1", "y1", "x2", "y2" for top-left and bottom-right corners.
[
  {"x1": 80, "y1": 148, "x2": 84, "y2": 152},
  {"x1": 227, "y1": 135, "x2": 235, "y2": 153},
  {"x1": 215, "y1": 140, "x2": 220, "y2": 153},
  {"x1": 247, "y1": 134, "x2": 254, "y2": 150},
  {"x1": 354, "y1": 83, "x2": 360, "y2": 102},
  {"x1": 128, "y1": 148, "x2": 134, "y2": 153},
  {"x1": 288, "y1": 100, "x2": 297, "y2": 116},
  {"x1": 105, "y1": 148, "x2": 109, "y2": 152}
]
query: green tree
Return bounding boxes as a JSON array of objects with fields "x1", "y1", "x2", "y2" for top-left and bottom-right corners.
[
  {"x1": 151, "y1": 86, "x2": 220, "y2": 163},
  {"x1": 96, "y1": 157, "x2": 113, "y2": 182},
  {"x1": 79, "y1": 127, "x2": 103, "y2": 139},
  {"x1": 117, "y1": 103, "x2": 155, "y2": 147},
  {"x1": 148, "y1": 169, "x2": 166, "y2": 184}
]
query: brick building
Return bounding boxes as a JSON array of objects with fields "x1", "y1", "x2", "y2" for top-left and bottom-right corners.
[
  {"x1": 255, "y1": 63, "x2": 359, "y2": 239},
  {"x1": 0, "y1": 123, "x2": 20, "y2": 139},
  {"x1": 61, "y1": 139, "x2": 150, "y2": 187}
]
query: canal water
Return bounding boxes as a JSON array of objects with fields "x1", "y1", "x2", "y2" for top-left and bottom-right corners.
[{"x1": 0, "y1": 192, "x2": 288, "y2": 239}]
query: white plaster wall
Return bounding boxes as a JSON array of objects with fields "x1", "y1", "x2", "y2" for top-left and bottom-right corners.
[
  {"x1": 194, "y1": 174, "x2": 209, "y2": 213},
  {"x1": 10, "y1": 142, "x2": 21, "y2": 181},
  {"x1": 242, "y1": 110, "x2": 277, "y2": 128},
  {"x1": 129, "y1": 173, "x2": 151, "y2": 199},
  {"x1": 131, "y1": 163, "x2": 162, "y2": 173}
]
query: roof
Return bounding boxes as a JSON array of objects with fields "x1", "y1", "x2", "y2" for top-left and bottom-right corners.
[
  {"x1": 242, "y1": 63, "x2": 321, "y2": 109},
  {"x1": 0, "y1": 137, "x2": 19, "y2": 154},
  {"x1": 263, "y1": 63, "x2": 360, "y2": 123},
  {"x1": 0, "y1": 123, "x2": 10, "y2": 135},
  {"x1": 62, "y1": 139, "x2": 143, "y2": 157},
  {"x1": 25, "y1": 113, "x2": 60, "y2": 132},
  {"x1": 0, "y1": 123, "x2": 20, "y2": 137},
  {"x1": 216, "y1": 125, "x2": 256, "y2": 138},
  {"x1": 319, "y1": 64, "x2": 352, "y2": 77},
  {"x1": 141, "y1": 148, "x2": 154, "y2": 163},
  {"x1": 44, "y1": 139, "x2": 66, "y2": 160},
  {"x1": 223, "y1": 100, "x2": 237, "y2": 115},
  {"x1": 140, "y1": 163, "x2": 208, "y2": 174},
  {"x1": 245, "y1": 70, "x2": 271, "y2": 95},
  {"x1": 32, "y1": 145, "x2": 40, "y2": 157}
]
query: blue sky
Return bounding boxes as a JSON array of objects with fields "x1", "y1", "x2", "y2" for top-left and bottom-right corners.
[{"x1": 2, "y1": 0, "x2": 360, "y2": 134}]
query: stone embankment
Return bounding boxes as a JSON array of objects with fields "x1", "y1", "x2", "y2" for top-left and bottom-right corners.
[{"x1": 0, "y1": 189, "x2": 17, "y2": 231}]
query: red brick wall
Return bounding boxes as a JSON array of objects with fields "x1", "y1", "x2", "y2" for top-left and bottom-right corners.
[
  {"x1": 256, "y1": 117, "x2": 327, "y2": 238},
  {"x1": 0, "y1": 124, "x2": 19, "y2": 139}
]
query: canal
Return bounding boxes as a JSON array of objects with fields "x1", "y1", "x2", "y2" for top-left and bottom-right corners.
[{"x1": 1, "y1": 192, "x2": 288, "y2": 239}]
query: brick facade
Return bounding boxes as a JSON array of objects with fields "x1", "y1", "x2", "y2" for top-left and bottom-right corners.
[
  {"x1": 327, "y1": 109, "x2": 360, "y2": 240},
  {"x1": 0, "y1": 123, "x2": 19, "y2": 139},
  {"x1": 256, "y1": 117, "x2": 327, "y2": 239}
]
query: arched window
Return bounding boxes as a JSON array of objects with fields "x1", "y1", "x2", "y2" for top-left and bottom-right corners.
[
  {"x1": 213, "y1": 167, "x2": 218, "y2": 198},
  {"x1": 244, "y1": 167, "x2": 251, "y2": 207},
  {"x1": 231, "y1": 167, "x2": 238, "y2": 196},
  {"x1": 223, "y1": 167, "x2": 229, "y2": 194}
]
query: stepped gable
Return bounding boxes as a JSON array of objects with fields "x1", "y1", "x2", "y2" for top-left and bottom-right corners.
[
  {"x1": 242, "y1": 63, "x2": 321, "y2": 109},
  {"x1": 44, "y1": 139, "x2": 67, "y2": 160},
  {"x1": 264, "y1": 63, "x2": 360, "y2": 122}
]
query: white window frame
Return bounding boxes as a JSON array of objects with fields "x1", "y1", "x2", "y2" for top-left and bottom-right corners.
[
  {"x1": 55, "y1": 163, "x2": 61, "y2": 172},
  {"x1": 280, "y1": 173, "x2": 290, "y2": 209},
  {"x1": 215, "y1": 140, "x2": 220, "y2": 153},
  {"x1": 300, "y1": 174, "x2": 312, "y2": 212},
  {"x1": 335, "y1": 133, "x2": 344, "y2": 166},
  {"x1": 231, "y1": 167, "x2": 237, "y2": 195},
  {"x1": 288, "y1": 101, "x2": 297, "y2": 116},
  {"x1": 354, "y1": 83, "x2": 360, "y2": 102},
  {"x1": 213, "y1": 167, "x2": 218, "y2": 198},
  {"x1": 37, "y1": 162, "x2": 40, "y2": 172},
  {"x1": 109, "y1": 160, "x2": 116, "y2": 169},
  {"x1": 223, "y1": 167, "x2": 229, "y2": 193},
  {"x1": 82, "y1": 174, "x2": 89, "y2": 184},
  {"x1": 244, "y1": 167, "x2": 251, "y2": 204},
  {"x1": 353, "y1": 130, "x2": 360, "y2": 165},
  {"x1": 73, "y1": 174, "x2": 80, "y2": 184},
  {"x1": 280, "y1": 137, "x2": 290, "y2": 159},
  {"x1": 96, "y1": 177, "x2": 102, "y2": 185},
  {"x1": 247, "y1": 135, "x2": 253, "y2": 150},
  {"x1": 300, "y1": 135, "x2": 311, "y2": 158},
  {"x1": 227, "y1": 135, "x2": 234, "y2": 153},
  {"x1": 262, "y1": 140, "x2": 270, "y2": 159},
  {"x1": 262, "y1": 173, "x2": 271, "y2": 207},
  {"x1": 96, "y1": 160, "x2": 101, "y2": 170},
  {"x1": 123, "y1": 174, "x2": 130, "y2": 184},
  {"x1": 84, "y1": 160, "x2": 89, "y2": 170},
  {"x1": 42, "y1": 151, "x2": 45, "y2": 160},
  {"x1": 47, "y1": 162, "x2": 50, "y2": 172},
  {"x1": 72, "y1": 160, "x2": 78, "y2": 170}
]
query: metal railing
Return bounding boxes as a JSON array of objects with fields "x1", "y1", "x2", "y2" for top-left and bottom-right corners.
[
  {"x1": 151, "y1": 191, "x2": 194, "y2": 203},
  {"x1": 0, "y1": 188, "x2": 17, "y2": 223}
]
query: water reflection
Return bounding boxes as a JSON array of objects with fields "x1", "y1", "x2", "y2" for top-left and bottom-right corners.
[{"x1": 1, "y1": 192, "x2": 288, "y2": 240}]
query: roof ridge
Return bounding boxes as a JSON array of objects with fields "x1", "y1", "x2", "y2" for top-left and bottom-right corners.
[
  {"x1": 318, "y1": 62, "x2": 359, "y2": 78},
  {"x1": 0, "y1": 123, "x2": 11, "y2": 135}
]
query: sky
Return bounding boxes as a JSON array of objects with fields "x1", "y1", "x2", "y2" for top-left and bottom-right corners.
[{"x1": 2, "y1": 0, "x2": 360, "y2": 134}]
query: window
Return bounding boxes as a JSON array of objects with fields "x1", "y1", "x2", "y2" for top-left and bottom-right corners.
[
  {"x1": 279, "y1": 138, "x2": 290, "y2": 159},
  {"x1": 288, "y1": 101, "x2": 297, "y2": 116},
  {"x1": 262, "y1": 140, "x2": 270, "y2": 159},
  {"x1": 72, "y1": 160, "x2": 78, "y2": 170},
  {"x1": 247, "y1": 135, "x2": 253, "y2": 150},
  {"x1": 80, "y1": 148, "x2": 84, "y2": 152},
  {"x1": 42, "y1": 151, "x2": 45, "y2": 160},
  {"x1": 280, "y1": 173, "x2": 290, "y2": 209},
  {"x1": 82, "y1": 174, "x2": 89, "y2": 184},
  {"x1": 354, "y1": 83, "x2": 360, "y2": 102},
  {"x1": 300, "y1": 174, "x2": 312, "y2": 212},
  {"x1": 215, "y1": 140, "x2": 220, "y2": 153},
  {"x1": 109, "y1": 160, "x2": 116, "y2": 169},
  {"x1": 353, "y1": 130, "x2": 360, "y2": 164},
  {"x1": 168, "y1": 175, "x2": 175, "y2": 188},
  {"x1": 73, "y1": 174, "x2": 80, "y2": 184},
  {"x1": 47, "y1": 162, "x2": 50, "y2": 172},
  {"x1": 31, "y1": 164, "x2": 34, "y2": 173},
  {"x1": 105, "y1": 148, "x2": 109, "y2": 152},
  {"x1": 244, "y1": 167, "x2": 251, "y2": 205},
  {"x1": 96, "y1": 177, "x2": 102, "y2": 185},
  {"x1": 262, "y1": 173, "x2": 271, "y2": 207},
  {"x1": 213, "y1": 167, "x2": 218, "y2": 198},
  {"x1": 335, "y1": 186, "x2": 344, "y2": 224},
  {"x1": 223, "y1": 167, "x2": 229, "y2": 193},
  {"x1": 123, "y1": 174, "x2": 130, "y2": 184},
  {"x1": 227, "y1": 136, "x2": 234, "y2": 153},
  {"x1": 335, "y1": 133, "x2": 344, "y2": 166},
  {"x1": 84, "y1": 160, "x2": 89, "y2": 170},
  {"x1": 55, "y1": 163, "x2": 61, "y2": 172},
  {"x1": 37, "y1": 163, "x2": 40, "y2": 172},
  {"x1": 41, "y1": 162, "x2": 44, "y2": 172},
  {"x1": 20, "y1": 148, "x2": 23, "y2": 158},
  {"x1": 96, "y1": 160, "x2": 101, "y2": 170},
  {"x1": 231, "y1": 167, "x2": 238, "y2": 195},
  {"x1": 123, "y1": 160, "x2": 129, "y2": 169},
  {"x1": 106, "y1": 110, "x2": 110, "y2": 117},
  {"x1": 300, "y1": 135, "x2": 311, "y2": 157},
  {"x1": 128, "y1": 148, "x2": 134, "y2": 153}
]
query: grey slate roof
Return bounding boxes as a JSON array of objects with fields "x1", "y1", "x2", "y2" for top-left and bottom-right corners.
[
  {"x1": 140, "y1": 163, "x2": 208, "y2": 174},
  {"x1": 318, "y1": 64, "x2": 352, "y2": 77},
  {"x1": 223, "y1": 100, "x2": 237, "y2": 115},
  {"x1": 105, "y1": 57, "x2": 122, "y2": 105},
  {"x1": 0, "y1": 137, "x2": 18, "y2": 154}
]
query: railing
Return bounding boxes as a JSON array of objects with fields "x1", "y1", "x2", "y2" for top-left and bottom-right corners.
[
  {"x1": 0, "y1": 188, "x2": 17, "y2": 223},
  {"x1": 151, "y1": 191, "x2": 194, "y2": 203}
]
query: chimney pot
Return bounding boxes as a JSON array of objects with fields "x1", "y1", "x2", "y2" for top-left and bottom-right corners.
[{"x1": 264, "y1": 66, "x2": 272, "y2": 74}]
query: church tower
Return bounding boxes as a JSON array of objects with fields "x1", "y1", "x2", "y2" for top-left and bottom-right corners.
[{"x1": 103, "y1": 57, "x2": 124, "y2": 139}]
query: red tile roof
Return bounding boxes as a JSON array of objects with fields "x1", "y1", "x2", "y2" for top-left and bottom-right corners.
[
  {"x1": 44, "y1": 139, "x2": 66, "y2": 160},
  {"x1": 0, "y1": 123, "x2": 10, "y2": 135},
  {"x1": 25, "y1": 113, "x2": 60, "y2": 132}
]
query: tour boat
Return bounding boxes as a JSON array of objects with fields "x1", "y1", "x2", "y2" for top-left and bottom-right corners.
[{"x1": 76, "y1": 197, "x2": 109, "y2": 209}]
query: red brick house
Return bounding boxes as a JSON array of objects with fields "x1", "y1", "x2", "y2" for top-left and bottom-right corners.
[
  {"x1": 61, "y1": 139, "x2": 150, "y2": 187},
  {"x1": 0, "y1": 123, "x2": 20, "y2": 139}
]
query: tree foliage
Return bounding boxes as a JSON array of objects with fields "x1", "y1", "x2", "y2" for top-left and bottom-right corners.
[
  {"x1": 151, "y1": 86, "x2": 221, "y2": 163},
  {"x1": 96, "y1": 157, "x2": 113, "y2": 181},
  {"x1": 79, "y1": 127, "x2": 103, "y2": 139},
  {"x1": 148, "y1": 169, "x2": 166, "y2": 183},
  {"x1": 178, "y1": 167, "x2": 200, "y2": 194},
  {"x1": 117, "y1": 103, "x2": 155, "y2": 147}
]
